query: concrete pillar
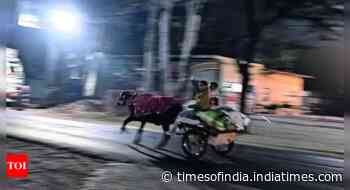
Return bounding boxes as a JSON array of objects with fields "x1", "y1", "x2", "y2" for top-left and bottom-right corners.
[{"x1": 45, "y1": 38, "x2": 60, "y2": 86}]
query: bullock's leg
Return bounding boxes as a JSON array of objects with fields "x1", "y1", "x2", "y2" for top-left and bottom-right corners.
[
  {"x1": 169, "y1": 124, "x2": 179, "y2": 135},
  {"x1": 156, "y1": 124, "x2": 171, "y2": 148},
  {"x1": 138, "y1": 121, "x2": 146, "y2": 133},
  {"x1": 133, "y1": 121, "x2": 146, "y2": 144},
  {"x1": 120, "y1": 116, "x2": 133, "y2": 133},
  {"x1": 163, "y1": 125, "x2": 172, "y2": 136}
]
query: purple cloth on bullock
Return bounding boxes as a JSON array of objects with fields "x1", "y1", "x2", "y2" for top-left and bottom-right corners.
[{"x1": 131, "y1": 94, "x2": 183, "y2": 115}]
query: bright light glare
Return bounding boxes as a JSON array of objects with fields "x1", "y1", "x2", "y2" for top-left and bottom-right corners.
[{"x1": 49, "y1": 10, "x2": 81, "y2": 34}]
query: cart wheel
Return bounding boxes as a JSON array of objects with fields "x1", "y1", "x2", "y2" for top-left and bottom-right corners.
[
  {"x1": 182, "y1": 129, "x2": 208, "y2": 159},
  {"x1": 211, "y1": 141, "x2": 235, "y2": 155}
]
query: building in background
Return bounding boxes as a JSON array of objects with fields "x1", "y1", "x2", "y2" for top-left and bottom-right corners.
[
  {"x1": 189, "y1": 55, "x2": 311, "y2": 114},
  {"x1": 250, "y1": 64, "x2": 313, "y2": 115}
]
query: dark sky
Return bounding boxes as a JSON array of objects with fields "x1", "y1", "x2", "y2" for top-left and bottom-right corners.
[{"x1": 299, "y1": 43, "x2": 344, "y2": 95}]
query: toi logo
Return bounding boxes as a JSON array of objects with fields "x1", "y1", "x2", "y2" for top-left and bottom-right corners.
[{"x1": 6, "y1": 153, "x2": 29, "y2": 178}]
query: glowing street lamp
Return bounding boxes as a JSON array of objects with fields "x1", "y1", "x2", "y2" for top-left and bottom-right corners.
[{"x1": 49, "y1": 10, "x2": 82, "y2": 34}]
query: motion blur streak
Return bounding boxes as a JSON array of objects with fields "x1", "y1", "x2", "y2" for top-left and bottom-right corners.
[{"x1": 345, "y1": 2, "x2": 349, "y2": 188}]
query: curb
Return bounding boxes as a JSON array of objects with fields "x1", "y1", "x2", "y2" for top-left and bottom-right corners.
[
  {"x1": 250, "y1": 116, "x2": 344, "y2": 130},
  {"x1": 253, "y1": 114, "x2": 344, "y2": 123}
]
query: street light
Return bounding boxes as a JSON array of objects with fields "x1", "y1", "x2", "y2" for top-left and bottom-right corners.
[{"x1": 49, "y1": 10, "x2": 82, "y2": 35}]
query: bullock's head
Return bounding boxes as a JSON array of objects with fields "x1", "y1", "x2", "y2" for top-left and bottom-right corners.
[{"x1": 117, "y1": 91, "x2": 136, "y2": 106}]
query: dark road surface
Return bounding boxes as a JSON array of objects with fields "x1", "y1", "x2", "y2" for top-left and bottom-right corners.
[{"x1": 5, "y1": 110, "x2": 344, "y2": 190}]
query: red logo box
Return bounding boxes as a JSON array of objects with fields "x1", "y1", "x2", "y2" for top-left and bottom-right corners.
[{"x1": 6, "y1": 153, "x2": 29, "y2": 178}]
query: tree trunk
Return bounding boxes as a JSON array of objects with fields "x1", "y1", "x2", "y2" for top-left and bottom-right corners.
[
  {"x1": 240, "y1": 0, "x2": 260, "y2": 113},
  {"x1": 158, "y1": 0, "x2": 173, "y2": 95},
  {"x1": 143, "y1": 2, "x2": 158, "y2": 91},
  {"x1": 177, "y1": 0, "x2": 205, "y2": 97}
]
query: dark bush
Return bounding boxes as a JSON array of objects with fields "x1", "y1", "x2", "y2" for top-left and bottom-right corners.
[
  {"x1": 281, "y1": 103, "x2": 292, "y2": 108},
  {"x1": 265, "y1": 103, "x2": 292, "y2": 110},
  {"x1": 264, "y1": 104, "x2": 280, "y2": 110}
]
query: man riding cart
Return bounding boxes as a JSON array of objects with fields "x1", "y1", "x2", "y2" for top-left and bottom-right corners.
[
  {"x1": 173, "y1": 80, "x2": 248, "y2": 159},
  {"x1": 190, "y1": 80, "x2": 245, "y2": 132}
]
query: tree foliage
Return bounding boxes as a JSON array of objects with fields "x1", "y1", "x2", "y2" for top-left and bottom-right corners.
[{"x1": 234, "y1": 0, "x2": 344, "y2": 112}]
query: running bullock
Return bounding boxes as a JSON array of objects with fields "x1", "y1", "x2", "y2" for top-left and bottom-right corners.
[{"x1": 117, "y1": 91, "x2": 184, "y2": 146}]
